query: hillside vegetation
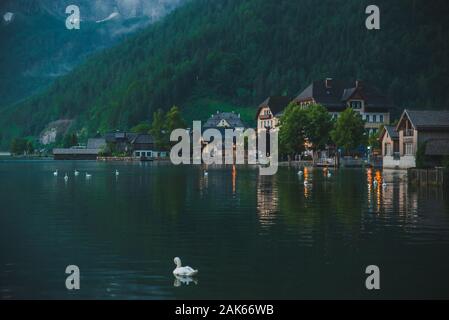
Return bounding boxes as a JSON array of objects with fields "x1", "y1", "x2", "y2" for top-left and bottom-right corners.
[{"x1": 1, "y1": 0, "x2": 448, "y2": 147}]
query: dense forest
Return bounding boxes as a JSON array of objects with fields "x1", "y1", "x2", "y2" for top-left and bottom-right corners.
[{"x1": 1, "y1": 0, "x2": 449, "y2": 147}]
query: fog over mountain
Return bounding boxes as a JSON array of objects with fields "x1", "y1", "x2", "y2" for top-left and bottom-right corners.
[
  {"x1": 1, "y1": 0, "x2": 185, "y2": 21},
  {"x1": 0, "y1": 0, "x2": 186, "y2": 108}
]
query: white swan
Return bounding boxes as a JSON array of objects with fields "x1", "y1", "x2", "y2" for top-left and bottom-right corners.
[
  {"x1": 115, "y1": 170, "x2": 119, "y2": 176},
  {"x1": 64, "y1": 173, "x2": 69, "y2": 181},
  {"x1": 327, "y1": 171, "x2": 332, "y2": 178},
  {"x1": 173, "y1": 257, "x2": 198, "y2": 277},
  {"x1": 74, "y1": 170, "x2": 79, "y2": 176},
  {"x1": 53, "y1": 170, "x2": 58, "y2": 176},
  {"x1": 204, "y1": 171, "x2": 208, "y2": 176},
  {"x1": 298, "y1": 170, "x2": 304, "y2": 176},
  {"x1": 85, "y1": 173, "x2": 92, "y2": 179}
]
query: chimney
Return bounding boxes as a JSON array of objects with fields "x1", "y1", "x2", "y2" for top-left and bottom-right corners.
[
  {"x1": 356, "y1": 80, "x2": 363, "y2": 88},
  {"x1": 325, "y1": 78, "x2": 333, "y2": 89}
]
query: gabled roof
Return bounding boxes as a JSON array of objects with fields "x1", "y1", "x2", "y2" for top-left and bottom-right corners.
[
  {"x1": 293, "y1": 79, "x2": 391, "y2": 112},
  {"x1": 380, "y1": 125, "x2": 399, "y2": 141},
  {"x1": 397, "y1": 109, "x2": 449, "y2": 131},
  {"x1": 104, "y1": 132, "x2": 154, "y2": 144},
  {"x1": 256, "y1": 96, "x2": 291, "y2": 119},
  {"x1": 203, "y1": 112, "x2": 245, "y2": 129},
  {"x1": 131, "y1": 134, "x2": 154, "y2": 144}
]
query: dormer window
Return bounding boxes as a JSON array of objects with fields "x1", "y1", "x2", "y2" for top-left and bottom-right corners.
[{"x1": 350, "y1": 100, "x2": 362, "y2": 109}]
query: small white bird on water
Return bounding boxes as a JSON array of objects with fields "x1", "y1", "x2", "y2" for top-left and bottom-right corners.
[
  {"x1": 85, "y1": 173, "x2": 92, "y2": 179},
  {"x1": 74, "y1": 170, "x2": 79, "y2": 176},
  {"x1": 204, "y1": 171, "x2": 208, "y2": 176},
  {"x1": 298, "y1": 170, "x2": 304, "y2": 176},
  {"x1": 53, "y1": 170, "x2": 58, "y2": 176},
  {"x1": 115, "y1": 169, "x2": 119, "y2": 176},
  {"x1": 173, "y1": 257, "x2": 198, "y2": 277},
  {"x1": 304, "y1": 180, "x2": 310, "y2": 187},
  {"x1": 64, "y1": 173, "x2": 69, "y2": 181},
  {"x1": 327, "y1": 171, "x2": 332, "y2": 178}
]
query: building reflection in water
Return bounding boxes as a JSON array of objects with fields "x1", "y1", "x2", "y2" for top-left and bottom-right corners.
[
  {"x1": 256, "y1": 174, "x2": 279, "y2": 227},
  {"x1": 303, "y1": 167, "x2": 311, "y2": 199},
  {"x1": 367, "y1": 168, "x2": 373, "y2": 206},
  {"x1": 366, "y1": 168, "x2": 420, "y2": 219},
  {"x1": 232, "y1": 165, "x2": 237, "y2": 195},
  {"x1": 198, "y1": 165, "x2": 209, "y2": 197}
]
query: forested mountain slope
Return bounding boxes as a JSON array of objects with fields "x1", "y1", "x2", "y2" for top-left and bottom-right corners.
[{"x1": 1, "y1": 0, "x2": 448, "y2": 146}]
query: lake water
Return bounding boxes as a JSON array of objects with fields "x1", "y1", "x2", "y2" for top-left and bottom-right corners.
[{"x1": 1, "y1": 160, "x2": 448, "y2": 299}]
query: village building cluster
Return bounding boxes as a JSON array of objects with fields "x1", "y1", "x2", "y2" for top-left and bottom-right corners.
[{"x1": 52, "y1": 77, "x2": 449, "y2": 170}]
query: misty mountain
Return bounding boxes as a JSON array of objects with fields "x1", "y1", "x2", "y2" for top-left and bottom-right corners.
[{"x1": 0, "y1": 0, "x2": 186, "y2": 108}]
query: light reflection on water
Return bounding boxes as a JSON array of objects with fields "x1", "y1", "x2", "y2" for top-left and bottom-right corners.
[{"x1": 0, "y1": 161, "x2": 448, "y2": 299}]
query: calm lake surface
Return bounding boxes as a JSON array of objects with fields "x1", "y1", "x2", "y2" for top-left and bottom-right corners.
[{"x1": 1, "y1": 160, "x2": 448, "y2": 299}]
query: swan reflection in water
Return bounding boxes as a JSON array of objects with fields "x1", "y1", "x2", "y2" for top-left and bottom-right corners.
[{"x1": 173, "y1": 275, "x2": 198, "y2": 287}]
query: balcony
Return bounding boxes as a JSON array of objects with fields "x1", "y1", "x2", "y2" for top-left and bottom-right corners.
[{"x1": 259, "y1": 114, "x2": 272, "y2": 120}]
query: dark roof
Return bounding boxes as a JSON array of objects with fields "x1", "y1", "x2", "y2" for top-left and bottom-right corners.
[
  {"x1": 256, "y1": 96, "x2": 291, "y2": 119},
  {"x1": 293, "y1": 79, "x2": 392, "y2": 112},
  {"x1": 400, "y1": 110, "x2": 449, "y2": 130},
  {"x1": 380, "y1": 125, "x2": 399, "y2": 141},
  {"x1": 53, "y1": 148, "x2": 101, "y2": 155},
  {"x1": 425, "y1": 139, "x2": 449, "y2": 156},
  {"x1": 385, "y1": 126, "x2": 399, "y2": 139},
  {"x1": 131, "y1": 134, "x2": 154, "y2": 144},
  {"x1": 104, "y1": 132, "x2": 138, "y2": 143},
  {"x1": 203, "y1": 112, "x2": 245, "y2": 129}
]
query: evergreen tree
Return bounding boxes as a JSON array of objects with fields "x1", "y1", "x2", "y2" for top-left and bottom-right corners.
[
  {"x1": 131, "y1": 122, "x2": 152, "y2": 134},
  {"x1": 165, "y1": 106, "x2": 187, "y2": 132},
  {"x1": 62, "y1": 133, "x2": 78, "y2": 148},
  {"x1": 150, "y1": 109, "x2": 167, "y2": 150}
]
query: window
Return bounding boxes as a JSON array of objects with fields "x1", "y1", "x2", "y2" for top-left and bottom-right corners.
[
  {"x1": 366, "y1": 115, "x2": 371, "y2": 122},
  {"x1": 373, "y1": 115, "x2": 377, "y2": 123},
  {"x1": 380, "y1": 115, "x2": 384, "y2": 123},
  {"x1": 136, "y1": 152, "x2": 140, "y2": 157},
  {"x1": 350, "y1": 101, "x2": 362, "y2": 109},
  {"x1": 386, "y1": 143, "x2": 392, "y2": 156},
  {"x1": 147, "y1": 152, "x2": 151, "y2": 157},
  {"x1": 405, "y1": 143, "x2": 414, "y2": 155}
]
